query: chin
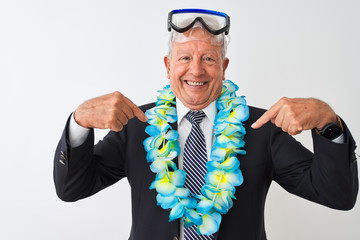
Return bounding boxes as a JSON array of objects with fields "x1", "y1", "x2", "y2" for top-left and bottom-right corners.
[
  {"x1": 186, "y1": 100, "x2": 210, "y2": 110},
  {"x1": 188, "y1": 105, "x2": 205, "y2": 110}
]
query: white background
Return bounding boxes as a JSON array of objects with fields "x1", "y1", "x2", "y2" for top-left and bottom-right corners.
[{"x1": 0, "y1": 0, "x2": 359, "y2": 239}]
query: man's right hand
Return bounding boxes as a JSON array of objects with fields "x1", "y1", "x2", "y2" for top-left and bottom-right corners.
[{"x1": 74, "y1": 91, "x2": 148, "y2": 132}]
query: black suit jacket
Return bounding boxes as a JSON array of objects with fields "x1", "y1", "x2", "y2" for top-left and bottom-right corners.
[{"x1": 54, "y1": 104, "x2": 358, "y2": 240}]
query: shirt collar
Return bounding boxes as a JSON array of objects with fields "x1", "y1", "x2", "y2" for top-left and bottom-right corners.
[{"x1": 176, "y1": 98, "x2": 217, "y2": 124}]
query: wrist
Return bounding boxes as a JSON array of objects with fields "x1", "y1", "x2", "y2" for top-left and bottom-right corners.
[
  {"x1": 73, "y1": 110, "x2": 89, "y2": 129},
  {"x1": 315, "y1": 115, "x2": 344, "y2": 140}
]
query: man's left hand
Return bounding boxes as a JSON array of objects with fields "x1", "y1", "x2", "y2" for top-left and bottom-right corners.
[{"x1": 251, "y1": 97, "x2": 337, "y2": 135}]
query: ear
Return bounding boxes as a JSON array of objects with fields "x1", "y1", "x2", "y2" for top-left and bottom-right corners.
[
  {"x1": 164, "y1": 56, "x2": 171, "y2": 79},
  {"x1": 222, "y1": 58, "x2": 230, "y2": 80}
]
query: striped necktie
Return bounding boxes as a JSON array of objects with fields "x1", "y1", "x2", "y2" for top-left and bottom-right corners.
[{"x1": 183, "y1": 111, "x2": 214, "y2": 240}]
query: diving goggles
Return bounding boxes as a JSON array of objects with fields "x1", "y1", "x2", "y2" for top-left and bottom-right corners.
[{"x1": 167, "y1": 9, "x2": 230, "y2": 35}]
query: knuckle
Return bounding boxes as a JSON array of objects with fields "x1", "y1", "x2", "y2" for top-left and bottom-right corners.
[
  {"x1": 123, "y1": 107, "x2": 134, "y2": 119},
  {"x1": 282, "y1": 104, "x2": 290, "y2": 111},
  {"x1": 128, "y1": 111, "x2": 135, "y2": 119},
  {"x1": 113, "y1": 125, "x2": 123, "y2": 132},
  {"x1": 288, "y1": 127, "x2": 296, "y2": 135},
  {"x1": 291, "y1": 128, "x2": 302, "y2": 135},
  {"x1": 129, "y1": 102, "x2": 138, "y2": 110},
  {"x1": 111, "y1": 91, "x2": 123, "y2": 103},
  {"x1": 286, "y1": 110, "x2": 295, "y2": 119},
  {"x1": 121, "y1": 117, "x2": 128, "y2": 125},
  {"x1": 280, "y1": 97, "x2": 289, "y2": 103},
  {"x1": 112, "y1": 91, "x2": 122, "y2": 97},
  {"x1": 292, "y1": 119, "x2": 300, "y2": 127},
  {"x1": 275, "y1": 120, "x2": 282, "y2": 128}
]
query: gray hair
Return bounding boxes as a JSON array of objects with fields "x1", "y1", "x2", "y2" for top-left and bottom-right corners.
[{"x1": 167, "y1": 16, "x2": 230, "y2": 59}]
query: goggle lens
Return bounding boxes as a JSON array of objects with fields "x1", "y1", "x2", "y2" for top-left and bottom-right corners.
[{"x1": 168, "y1": 9, "x2": 230, "y2": 35}]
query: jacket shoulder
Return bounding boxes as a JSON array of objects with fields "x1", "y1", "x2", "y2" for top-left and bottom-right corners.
[
  {"x1": 139, "y1": 103, "x2": 156, "y2": 112},
  {"x1": 247, "y1": 105, "x2": 267, "y2": 123}
]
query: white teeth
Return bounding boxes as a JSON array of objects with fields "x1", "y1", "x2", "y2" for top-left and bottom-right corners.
[{"x1": 187, "y1": 81, "x2": 204, "y2": 86}]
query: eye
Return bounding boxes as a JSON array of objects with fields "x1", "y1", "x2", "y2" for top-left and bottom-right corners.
[
  {"x1": 203, "y1": 56, "x2": 216, "y2": 64},
  {"x1": 179, "y1": 56, "x2": 191, "y2": 63}
]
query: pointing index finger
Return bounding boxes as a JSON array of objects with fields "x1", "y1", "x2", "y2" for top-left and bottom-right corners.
[
  {"x1": 251, "y1": 103, "x2": 281, "y2": 129},
  {"x1": 122, "y1": 95, "x2": 148, "y2": 122},
  {"x1": 133, "y1": 106, "x2": 148, "y2": 122}
]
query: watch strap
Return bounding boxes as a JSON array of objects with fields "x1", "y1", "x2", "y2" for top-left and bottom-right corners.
[{"x1": 315, "y1": 115, "x2": 344, "y2": 139}]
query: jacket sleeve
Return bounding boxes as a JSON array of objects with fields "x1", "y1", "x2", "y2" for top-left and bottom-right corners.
[
  {"x1": 271, "y1": 118, "x2": 358, "y2": 210},
  {"x1": 53, "y1": 114, "x2": 127, "y2": 202}
]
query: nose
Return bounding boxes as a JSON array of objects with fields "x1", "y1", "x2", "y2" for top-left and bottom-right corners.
[{"x1": 188, "y1": 59, "x2": 205, "y2": 76}]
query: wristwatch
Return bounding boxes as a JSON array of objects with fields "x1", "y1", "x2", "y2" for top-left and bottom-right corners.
[{"x1": 316, "y1": 116, "x2": 344, "y2": 140}]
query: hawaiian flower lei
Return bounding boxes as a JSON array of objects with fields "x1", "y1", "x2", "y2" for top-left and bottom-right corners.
[{"x1": 143, "y1": 80, "x2": 249, "y2": 236}]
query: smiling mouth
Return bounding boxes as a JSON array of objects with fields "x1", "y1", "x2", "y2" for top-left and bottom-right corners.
[{"x1": 186, "y1": 80, "x2": 205, "y2": 86}]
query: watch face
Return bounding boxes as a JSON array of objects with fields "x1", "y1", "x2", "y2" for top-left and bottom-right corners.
[{"x1": 322, "y1": 124, "x2": 343, "y2": 140}]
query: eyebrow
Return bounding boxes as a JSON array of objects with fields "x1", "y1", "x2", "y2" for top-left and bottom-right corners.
[{"x1": 175, "y1": 48, "x2": 220, "y2": 56}]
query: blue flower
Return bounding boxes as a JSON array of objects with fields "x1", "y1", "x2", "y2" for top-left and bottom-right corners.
[
  {"x1": 197, "y1": 213, "x2": 222, "y2": 236},
  {"x1": 184, "y1": 209, "x2": 202, "y2": 227},
  {"x1": 196, "y1": 199, "x2": 214, "y2": 213},
  {"x1": 169, "y1": 197, "x2": 198, "y2": 221},
  {"x1": 207, "y1": 156, "x2": 240, "y2": 172},
  {"x1": 156, "y1": 85, "x2": 176, "y2": 106}
]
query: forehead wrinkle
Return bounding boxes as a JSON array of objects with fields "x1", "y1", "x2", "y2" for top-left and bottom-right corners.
[{"x1": 172, "y1": 42, "x2": 222, "y2": 58}]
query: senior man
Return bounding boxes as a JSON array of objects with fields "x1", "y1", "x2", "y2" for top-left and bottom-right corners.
[{"x1": 54, "y1": 9, "x2": 358, "y2": 240}]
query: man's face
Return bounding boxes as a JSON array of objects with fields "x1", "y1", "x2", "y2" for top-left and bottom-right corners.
[{"x1": 164, "y1": 29, "x2": 229, "y2": 110}]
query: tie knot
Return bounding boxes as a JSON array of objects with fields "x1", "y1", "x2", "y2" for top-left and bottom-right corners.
[{"x1": 186, "y1": 111, "x2": 206, "y2": 125}]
